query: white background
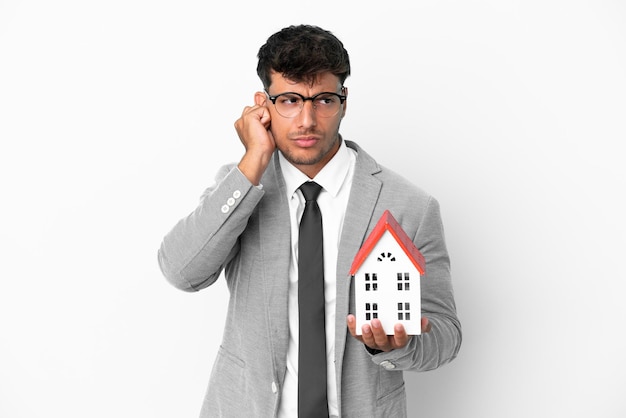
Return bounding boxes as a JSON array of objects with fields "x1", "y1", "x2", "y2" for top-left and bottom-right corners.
[{"x1": 1, "y1": 1, "x2": 625, "y2": 417}]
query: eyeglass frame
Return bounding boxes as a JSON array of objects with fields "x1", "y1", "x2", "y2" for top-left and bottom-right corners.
[{"x1": 264, "y1": 88, "x2": 347, "y2": 118}]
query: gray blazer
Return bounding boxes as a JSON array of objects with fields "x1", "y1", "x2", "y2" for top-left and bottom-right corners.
[{"x1": 158, "y1": 140, "x2": 461, "y2": 418}]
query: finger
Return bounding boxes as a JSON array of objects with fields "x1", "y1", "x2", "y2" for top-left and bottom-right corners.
[
  {"x1": 347, "y1": 315, "x2": 367, "y2": 344},
  {"x1": 243, "y1": 105, "x2": 271, "y2": 130},
  {"x1": 346, "y1": 315, "x2": 360, "y2": 338},
  {"x1": 258, "y1": 106, "x2": 271, "y2": 128},
  {"x1": 360, "y1": 323, "x2": 377, "y2": 348},
  {"x1": 392, "y1": 323, "x2": 409, "y2": 349},
  {"x1": 370, "y1": 319, "x2": 392, "y2": 351},
  {"x1": 240, "y1": 105, "x2": 254, "y2": 117},
  {"x1": 238, "y1": 104, "x2": 265, "y2": 122},
  {"x1": 421, "y1": 316, "x2": 432, "y2": 333}
]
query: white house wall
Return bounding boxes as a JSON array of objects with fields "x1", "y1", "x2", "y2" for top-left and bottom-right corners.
[{"x1": 354, "y1": 231, "x2": 422, "y2": 335}]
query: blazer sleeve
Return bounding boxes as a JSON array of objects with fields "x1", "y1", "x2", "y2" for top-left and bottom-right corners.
[
  {"x1": 157, "y1": 164, "x2": 265, "y2": 292},
  {"x1": 370, "y1": 196, "x2": 462, "y2": 371}
]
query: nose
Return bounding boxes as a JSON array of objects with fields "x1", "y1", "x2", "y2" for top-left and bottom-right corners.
[{"x1": 296, "y1": 99, "x2": 317, "y2": 128}]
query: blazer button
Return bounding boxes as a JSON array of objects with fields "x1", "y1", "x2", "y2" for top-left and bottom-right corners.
[
  {"x1": 271, "y1": 381, "x2": 278, "y2": 394},
  {"x1": 380, "y1": 360, "x2": 396, "y2": 370},
  {"x1": 221, "y1": 205, "x2": 229, "y2": 213},
  {"x1": 227, "y1": 197, "x2": 235, "y2": 206},
  {"x1": 233, "y1": 190, "x2": 241, "y2": 199}
]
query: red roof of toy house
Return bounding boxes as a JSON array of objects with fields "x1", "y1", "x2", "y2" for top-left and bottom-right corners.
[{"x1": 349, "y1": 210, "x2": 425, "y2": 276}]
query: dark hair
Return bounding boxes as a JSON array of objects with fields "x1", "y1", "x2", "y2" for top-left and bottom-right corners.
[{"x1": 256, "y1": 24, "x2": 351, "y2": 90}]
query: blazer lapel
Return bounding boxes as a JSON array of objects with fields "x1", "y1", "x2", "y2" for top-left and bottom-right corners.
[{"x1": 334, "y1": 141, "x2": 383, "y2": 377}]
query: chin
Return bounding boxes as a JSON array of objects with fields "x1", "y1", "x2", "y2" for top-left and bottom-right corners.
[{"x1": 285, "y1": 151, "x2": 324, "y2": 167}]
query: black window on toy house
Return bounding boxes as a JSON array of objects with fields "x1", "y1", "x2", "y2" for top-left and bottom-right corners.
[
  {"x1": 397, "y1": 272, "x2": 410, "y2": 290},
  {"x1": 365, "y1": 273, "x2": 378, "y2": 291}
]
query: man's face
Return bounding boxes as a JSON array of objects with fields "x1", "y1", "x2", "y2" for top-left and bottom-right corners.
[{"x1": 256, "y1": 71, "x2": 347, "y2": 178}]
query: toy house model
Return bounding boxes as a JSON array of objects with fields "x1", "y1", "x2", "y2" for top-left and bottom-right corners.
[{"x1": 350, "y1": 210, "x2": 425, "y2": 335}]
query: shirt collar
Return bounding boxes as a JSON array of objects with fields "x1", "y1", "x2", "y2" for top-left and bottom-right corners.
[{"x1": 279, "y1": 137, "x2": 352, "y2": 199}]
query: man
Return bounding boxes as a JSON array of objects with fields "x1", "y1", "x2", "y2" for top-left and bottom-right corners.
[{"x1": 158, "y1": 24, "x2": 461, "y2": 418}]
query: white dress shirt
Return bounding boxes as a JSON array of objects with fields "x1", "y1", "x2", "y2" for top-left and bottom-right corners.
[{"x1": 277, "y1": 139, "x2": 356, "y2": 417}]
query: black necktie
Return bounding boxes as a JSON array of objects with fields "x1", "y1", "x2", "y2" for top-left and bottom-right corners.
[{"x1": 298, "y1": 181, "x2": 329, "y2": 418}]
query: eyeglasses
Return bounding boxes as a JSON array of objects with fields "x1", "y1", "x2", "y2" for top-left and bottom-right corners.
[{"x1": 265, "y1": 90, "x2": 347, "y2": 118}]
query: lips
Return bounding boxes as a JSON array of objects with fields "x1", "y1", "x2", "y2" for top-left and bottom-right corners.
[{"x1": 293, "y1": 137, "x2": 319, "y2": 147}]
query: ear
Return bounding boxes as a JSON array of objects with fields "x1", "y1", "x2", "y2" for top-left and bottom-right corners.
[{"x1": 254, "y1": 91, "x2": 267, "y2": 106}]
